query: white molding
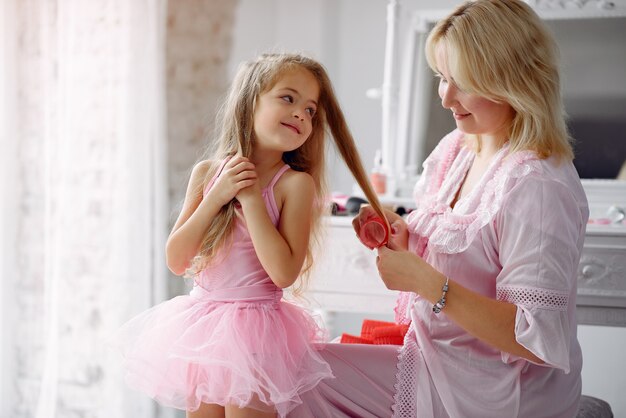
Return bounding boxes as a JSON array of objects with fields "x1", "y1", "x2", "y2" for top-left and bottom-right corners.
[
  {"x1": 576, "y1": 306, "x2": 626, "y2": 327},
  {"x1": 581, "y1": 179, "x2": 626, "y2": 203},
  {"x1": 582, "y1": 179, "x2": 626, "y2": 221},
  {"x1": 527, "y1": 0, "x2": 626, "y2": 19}
]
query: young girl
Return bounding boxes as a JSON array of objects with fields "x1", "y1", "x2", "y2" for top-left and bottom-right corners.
[{"x1": 115, "y1": 53, "x2": 387, "y2": 418}]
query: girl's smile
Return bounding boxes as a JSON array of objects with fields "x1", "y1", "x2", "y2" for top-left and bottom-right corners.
[{"x1": 281, "y1": 119, "x2": 301, "y2": 135}]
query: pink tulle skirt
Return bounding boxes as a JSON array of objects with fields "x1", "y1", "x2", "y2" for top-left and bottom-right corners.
[{"x1": 114, "y1": 289, "x2": 333, "y2": 416}]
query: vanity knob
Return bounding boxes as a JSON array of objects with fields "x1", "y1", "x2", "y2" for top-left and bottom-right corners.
[
  {"x1": 607, "y1": 205, "x2": 625, "y2": 224},
  {"x1": 597, "y1": 1, "x2": 615, "y2": 10},
  {"x1": 582, "y1": 265, "x2": 593, "y2": 277}
]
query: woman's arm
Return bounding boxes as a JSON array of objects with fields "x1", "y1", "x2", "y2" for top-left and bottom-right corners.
[
  {"x1": 375, "y1": 246, "x2": 544, "y2": 363},
  {"x1": 237, "y1": 170, "x2": 315, "y2": 288},
  {"x1": 166, "y1": 157, "x2": 257, "y2": 275}
]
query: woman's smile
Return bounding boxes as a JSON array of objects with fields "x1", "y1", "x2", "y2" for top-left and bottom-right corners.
[{"x1": 453, "y1": 111, "x2": 470, "y2": 120}]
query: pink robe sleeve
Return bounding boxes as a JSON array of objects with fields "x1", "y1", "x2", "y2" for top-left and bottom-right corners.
[{"x1": 495, "y1": 176, "x2": 585, "y2": 372}]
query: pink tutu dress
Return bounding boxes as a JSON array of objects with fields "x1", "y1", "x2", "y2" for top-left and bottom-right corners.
[{"x1": 115, "y1": 160, "x2": 333, "y2": 416}]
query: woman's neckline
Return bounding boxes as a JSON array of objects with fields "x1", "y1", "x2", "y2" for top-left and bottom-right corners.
[{"x1": 448, "y1": 142, "x2": 509, "y2": 210}]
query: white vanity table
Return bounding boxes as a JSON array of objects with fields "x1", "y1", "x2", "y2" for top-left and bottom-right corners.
[
  {"x1": 308, "y1": 183, "x2": 626, "y2": 332},
  {"x1": 576, "y1": 181, "x2": 626, "y2": 327},
  {"x1": 578, "y1": 225, "x2": 626, "y2": 326},
  {"x1": 309, "y1": 216, "x2": 395, "y2": 317},
  {"x1": 307, "y1": 0, "x2": 626, "y2": 332}
]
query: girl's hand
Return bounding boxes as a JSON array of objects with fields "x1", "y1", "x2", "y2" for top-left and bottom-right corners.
[
  {"x1": 236, "y1": 178, "x2": 262, "y2": 206},
  {"x1": 375, "y1": 246, "x2": 439, "y2": 293},
  {"x1": 208, "y1": 156, "x2": 257, "y2": 207}
]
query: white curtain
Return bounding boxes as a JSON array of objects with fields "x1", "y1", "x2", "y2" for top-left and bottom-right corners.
[{"x1": 1, "y1": 1, "x2": 169, "y2": 417}]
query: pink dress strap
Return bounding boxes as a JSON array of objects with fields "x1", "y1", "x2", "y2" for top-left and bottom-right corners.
[
  {"x1": 265, "y1": 164, "x2": 291, "y2": 221},
  {"x1": 266, "y1": 164, "x2": 291, "y2": 189}
]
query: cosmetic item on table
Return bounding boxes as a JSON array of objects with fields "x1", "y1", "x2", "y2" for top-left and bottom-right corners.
[
  {"x1": 370, "y1": 149, "x2": 387, "y2": 195},
  {"x1": 345, "y1": 196, "x2": 369, "y2": 215},
  {"x1": 330, "y1": 193, "x2": 369, "y2": 215}
]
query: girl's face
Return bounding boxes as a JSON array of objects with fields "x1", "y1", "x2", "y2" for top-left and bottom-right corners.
[
  {"x1": 253, "y1": 67, "x2": 320, "y2": 153},
  {"x1": 435, "y1": 44, "x2": 514, "y2": 141}
]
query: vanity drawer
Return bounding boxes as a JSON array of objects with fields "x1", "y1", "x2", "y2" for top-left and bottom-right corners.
[
  {"x1": 577, "y1": 231, "x2": 626, "y2": 307},
  {"x1": 576, "y1": 228, "x2": 626, "y2": 326},
  {"x1": 307, "y1": 221, "x2": 397, "y2": 314},
  {"x1": 306, "y1": 219, "x2": 626, "y2": 324}
]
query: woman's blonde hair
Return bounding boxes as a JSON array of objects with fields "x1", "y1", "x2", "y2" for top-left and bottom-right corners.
[
  {"x1": 187, "y1": 53, "x2": 387, "y2": 292},
  {"x1": 425, "y1": 0, "x2": 573, "y2": 160}
]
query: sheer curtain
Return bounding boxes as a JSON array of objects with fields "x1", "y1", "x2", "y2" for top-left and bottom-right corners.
[{"x1": 1, "y1": 1, "x2": 169, "y2": 417}]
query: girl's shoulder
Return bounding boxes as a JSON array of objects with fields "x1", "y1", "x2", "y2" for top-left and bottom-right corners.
[
  {"x1": 275, "y1": 168, "x2": 314, "y2": 195},
  {"x1": 273, "y1": 169, "x2": 315, "y2": 209},
  {"x1": 190, "y1": 159, "x2": 222, "y2": 193},
  {"x1": 272, "y1": 168, "x2": 315, "y2": 215},
  {"x1": 191, "y1": 159, "x2": 212, "y2": 175}
]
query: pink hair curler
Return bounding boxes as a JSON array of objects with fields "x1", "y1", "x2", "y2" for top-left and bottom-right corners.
[{"x1": 358, "y1": 216, "x2": 389, "y2": 249}]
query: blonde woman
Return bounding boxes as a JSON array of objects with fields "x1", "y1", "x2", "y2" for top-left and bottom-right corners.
[
  {"x1": 115, "y1": 53, "x2": 387, "y2": 418},
  {"x1": 291, "y1": 1, "x2": 588, "y2": 417}
]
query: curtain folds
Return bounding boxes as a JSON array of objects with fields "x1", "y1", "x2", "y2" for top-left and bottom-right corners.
[{"x1": 2, "y1": 1, "x2": 168, "y2": 417}]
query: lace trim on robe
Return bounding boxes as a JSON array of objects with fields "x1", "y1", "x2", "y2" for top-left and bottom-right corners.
[
  {"x1": 497, "y1": 285, "x2": 569, "y2": 311},
  {"x1": 394, "y1": 292, "x2": 415, "y2": 325},
  {"x1": 395, "y1": 131, "x2": 543, "y2": 324},
  {"x1": 407, "y1": 131, "x2": 543, "y2": 255},
  {"x1": 391, "y1": 332, "x2": 419, "y2": 418}
]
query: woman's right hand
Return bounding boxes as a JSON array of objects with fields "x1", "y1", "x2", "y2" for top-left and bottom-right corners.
[
  {"x1": 387, "y1": 217, "x2": 409, "y2": 251},
  {"x1": 208, "y1": 156, "x2": 258, "y2": 207}
]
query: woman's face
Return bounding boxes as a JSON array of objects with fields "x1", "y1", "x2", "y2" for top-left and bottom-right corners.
[{"x1": 435, "y1": 44, "x2": 514, "y2": 140}]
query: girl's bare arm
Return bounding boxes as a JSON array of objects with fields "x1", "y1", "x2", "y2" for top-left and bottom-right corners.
[
  {"x1": 238, "y1": 171, "x2": 315, "y2": 288},
  {"x1": 166, "y1": 157, "x2": 256, "y2": 275}
]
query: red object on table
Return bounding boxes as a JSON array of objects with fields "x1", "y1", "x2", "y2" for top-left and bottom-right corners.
[{"x1": 340, "y1": 319, "x2": 409, "y2": 345}]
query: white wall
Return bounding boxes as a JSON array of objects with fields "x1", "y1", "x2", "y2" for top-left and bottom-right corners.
[
  {"x1": 0, "y1": 0, "x2": 17, "y2": 413},
  {"x1": 578, "y1": 325, "x2": 626, "y2": 417}
]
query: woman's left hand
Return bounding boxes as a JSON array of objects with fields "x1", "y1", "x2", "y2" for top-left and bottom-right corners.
[{"x1": 376, "y1": 245, "x2": 439, "y2": 294}]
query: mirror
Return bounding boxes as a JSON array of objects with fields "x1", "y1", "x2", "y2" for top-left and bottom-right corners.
[{"x1": 381, "y1": 1, "x2": 626, "y2": 198}]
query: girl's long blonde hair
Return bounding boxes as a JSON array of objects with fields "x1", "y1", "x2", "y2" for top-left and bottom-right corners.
[
  {"x1": 425, "y1": 0, "x2": 573, "y2": 160},
  {"x1": 187, "y1": 53, "x2": 387, "y2": 291}
]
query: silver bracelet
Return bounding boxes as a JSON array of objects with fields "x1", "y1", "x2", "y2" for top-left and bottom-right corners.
[{"x1": 432, "y1": 276, "x2": 449, "y2": 314}]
